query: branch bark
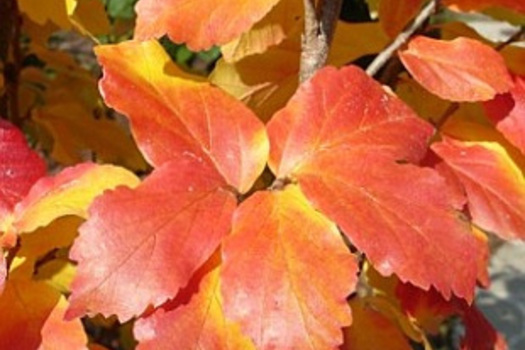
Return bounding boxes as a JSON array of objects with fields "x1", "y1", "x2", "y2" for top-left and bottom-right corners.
[
  {"x1": 366, "y1": 0, "x2": 438, "y2": 77},
  {"x1": 299, "y1": 0, "x2": 343, "y2": 84},
  {"x1": 0, "y1": 0, "x2": 22, "y2": 125}
]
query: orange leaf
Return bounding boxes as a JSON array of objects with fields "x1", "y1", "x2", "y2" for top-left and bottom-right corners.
[
  {"x1": 267, "y1": 66, "x2": 433, "y2": 177},
  {"x1": 432, "y1": 138, "x2": 525, "y2": 239},
  {"x1": 221, "y1": 186, "x2": 357, "y2": 350},
  {"x1": 134, "y1": 0, "x2": 280, "y2": 51},
  {"x1": 0, "y1": 271, "x2": 86, "y2": 349},
  {"x1": 135, "y1": 256, "x2": 255, "y2": 350},
  {"x1": 342, "y1": 298, "x2": 413, "y2": 350},
  {"x1": 39, "y1": 296, "x2": 88, "y2": 350},
  {"x1": 379, "y1": 0, "x2": 424, "y2": 38},
  {"x1": 267, "y1": 66, "x2": 478, "y2": 301},
  {"x1": 96, "y1": 40, "x2": 269, "y2": 194},
  {"x1": 399, "y1": 36, "x2": 512, "y2": 102},
  {"x1": 66, "y1": 158, "x2": 237, "y2": 322},
  {"x1": 484, "y1": 75, "x2": 525, "y2": 155}
]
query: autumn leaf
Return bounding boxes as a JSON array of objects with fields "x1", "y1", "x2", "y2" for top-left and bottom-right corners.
[
  {"x1": 0, "y1": 270, "x2": 87, "y2": 349},
  {"x1": 135, "y1": 254, "x2": 256, "y2": 350},
  {"x1": 221, "y1": 0, "x2": 303, "y2": 62},
  {"x1": 399, "y1": 36, "x2": 513, "y2": 102},
  {"x1": 484, "y1": 75, "x2": 525, "y2": 155},
  {"x1": 0, "y1": 120, "x2": 46, "y2": 215},
  {"x1": 379, "y1": 0, "x2": 424, "y2": 37},
  {"x1": 341, "y1": 298, "x2": 413, "y2": 350},
  {"x1": 221, "y1": 186, "x2": 357, "y2": 350},
  {"x1": 432, "y1": 138, "x2": 525, "y2": 239},
  {"x1": 66, "y1": 158, "x2": 237, "y2": 322},
  {"x1": 396, "y1": 283, "x2": 508, "y2": 350},
  {"x1": 33, "y1": 103, "x2": 147, "y2": 171},
  {"x1": 13, "y1": 163, "x2": 140, "y2": 234},
  {"x1": 18, "y1": 0, "x2": 110, "y2": 36},
  {"x1": 267, "y1": 66, "x2": 478, "y2": 301},
  {"x1": 211, "y1": 21, "x2": 389, "y2": 121},
  {"x1": 461, "y1": 305, "x2": 508, "y2": 350},
  {"x1": 444, "y1": 0, "x2": 525, "y2": 14},
  {"x1": 95, "y1": 39, "x2": 269, "y2": 194},
  {"x1": 134, "y1": 0, "x2": 281, "y2": 51}
]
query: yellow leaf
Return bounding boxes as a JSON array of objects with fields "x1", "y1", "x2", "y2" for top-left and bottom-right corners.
[
  {"x1": 33, "y1": 103, "x2": 147, "y2": 170},
  {"x1": 13, "y1": 163, "x2": 140, "y2": 234},
  {"x1": 18, "y1": 0, "x2": 71, "y2": 29},
  {"x1": 68, "y1": 0, "x2": 110, "y2": 37},
  {"x1": 221, "y1": 0, "x2": 303, "y2": 62},
  {"x1": 19, "y1": 0, "x2": 109, "y2": 37}
]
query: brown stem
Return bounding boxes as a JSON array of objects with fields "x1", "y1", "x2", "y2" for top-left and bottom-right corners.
[
  {"x1": 299, "y1": 0, "x2": 343, "y2": 83},
  {"x1": 0, "y1": 0, "x2": 22, "y2": 125},
  {"x1": 433, "y1": 102, "x2": 459, "y2": 130},
  {"x1": 366, "y1": 0, "x2": 438, "y2": 77}
]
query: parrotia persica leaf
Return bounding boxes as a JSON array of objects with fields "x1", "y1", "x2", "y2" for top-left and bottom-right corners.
[
  {"x1": 484, "y1": 75, "x2": 525, "y2": 155},
  {"x1": 135, "y1": 255, "x2": 256, "y2": 350},
  {"x1": 0, "y1": 119, "x2": 46, "y2": 215},
  {"x1": 221, "y1": 0, "x2": 302, "y2": 62},
  {"x1": 0, "y1": 270, "x2": 87, "y2": 349},
  {"x1": 399, "y1": 36, "x2": 513, "y2": 102},
  {"x1": 432, "y1": 138, "x2": 525, "y2": 239},
  {"x1": 134, "y1": 0, "x2": 280, "y2": 51},
  {"x1": 67, "y1": 157, "x2": 237, "y2": 322},
  {"x1": 221, "y1": 186, "x2": 357, "y2": 350},
  {"x1": 95, "y1": 40, "x2": 269, "y2": 194},
  {"x1": 379, "y1": 0, "x2": 424, "y2": 38},
  {"x1": 396, "y1": 283, "x2": 508, "y2": 350},
  {"x1": 341, "y1": 298, "x2": 412, "y2": 350},
  {"x1": 13, "y1": 162, "x2": 140, "y2": 234},
  {"x1": 267, "y1": 66, "x2": 478, "y2": 301},
  {"x1": 18, "y1": 0, "x2": 110, "y2": 36}
]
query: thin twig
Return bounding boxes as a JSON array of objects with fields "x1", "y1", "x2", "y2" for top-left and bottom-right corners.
[
  {"x1": 8, "y1": 0, "x2": 22, "y2": 126},
  {"x1": 299, "y1": 0, "x2": 343, "y2": 83},
  {"x1": 366, "y1": 0, "x2": 438, "y2": 77}
]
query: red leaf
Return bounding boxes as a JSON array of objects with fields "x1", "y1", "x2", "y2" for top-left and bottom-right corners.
[
  {"x1": 0, "y1": 120, "x2": 46, "y2": 214},
  {"x1": 67, "y1": 157, "x2": 237, "y2": 321},
  {"x1": 444, "y1": 0, "x2": 525, "y2": 14},
  {"x1": 268, "y1": 66, "x2": 433, "y2": 177},
  {"x1": 95, "y1": 40, "x2": 268, "y2": 194},
  {"x1": 432, "y1": 138, "x2": 525, "y2": 239},
  {"x1": 397, "y1": 283, "x2": 508, "y2": 349},
  {"x1": 399, "y1": 36, "x2": 512, "y2": 102},
  {"x1": 267, "y1": 66, "x2": 478, "y2": 301},
  {"x1": 134, "y1": 0, "x2": 280, "y2": 51},
  {"x1": 461, "y1": 306, "x2": 508, "y2": 350},
  {"x1": 135, "y1": 255, "x2": 256, "y2": 350},
  {"x1": 484, "y1": 75, "x2": 525, "y2": 155},
  {"x1": 221, "y1": 186, "x2": 358, "y2": 350}
]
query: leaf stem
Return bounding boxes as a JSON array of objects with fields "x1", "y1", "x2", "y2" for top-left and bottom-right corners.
[
  {"x1": 366, "y1": 0, "x2": 438, "y2": 77},
  {"x1": 299, "y1": 0, "x2": 343, "y2": 83}
]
